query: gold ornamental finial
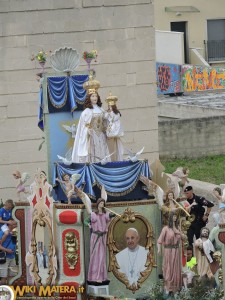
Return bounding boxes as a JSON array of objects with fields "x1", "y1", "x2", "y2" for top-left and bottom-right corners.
[
  {"x1": 105, "y1": 91, "x2": 118, "y2": 106},
  {"x1": 83, "y1": 73, "x2": 100, "y2": 95}
]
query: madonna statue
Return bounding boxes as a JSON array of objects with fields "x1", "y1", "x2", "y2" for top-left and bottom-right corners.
[{"x1": 72, "y1": 76, "x2": 110, "y2": 163}]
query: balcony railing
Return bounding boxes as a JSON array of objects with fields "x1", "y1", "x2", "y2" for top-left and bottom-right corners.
[{"x1": 206, "y1": 40, "x2": 225, "y2": 62}]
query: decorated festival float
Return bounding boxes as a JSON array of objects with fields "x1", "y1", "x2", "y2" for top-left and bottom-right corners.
[{"x1": 8, "y1": 47, "x2": 225, "y2": 300}]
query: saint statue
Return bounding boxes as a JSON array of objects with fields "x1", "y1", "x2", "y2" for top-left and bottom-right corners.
[{"x1": 71, "y1": 75, "x2": 110, "y2": 163}]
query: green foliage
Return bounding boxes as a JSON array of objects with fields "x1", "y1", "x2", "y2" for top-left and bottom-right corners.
[
  {"x1": 161, "y1": 155, "x2": 225, "y2": 185},
  {"x1": 148, "y1": 279, "x2": 223, "y2": 300},
  {"x1": 148, "y1": 282, "x2": 166, "y2": 300}
]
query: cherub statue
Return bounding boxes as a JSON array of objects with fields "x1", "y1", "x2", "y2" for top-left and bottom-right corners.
[
  {"x1": 55, "y1": 173, "x2": 81, "y2": 204},
  {"x1": 12, "y1": 170, "x2": 30, "y2": 201}
]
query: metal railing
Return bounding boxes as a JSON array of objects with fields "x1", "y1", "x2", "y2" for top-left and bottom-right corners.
[{"x1": 206, "y1": 40, "x2": 225, "y2": 62}]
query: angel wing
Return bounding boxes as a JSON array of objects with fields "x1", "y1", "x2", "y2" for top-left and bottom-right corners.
[
  {"x1": 154, "y1": 185, "x2": 164, "y2": 208},
  {"x1": 80, "y1": 192, "x2": 92, "y2": 214},
  {"x1": 71, "y1": 173, "x2": 81, "y2": 185},
  {"x1": 172, "y1": 167, "x2": 184, "y2": 179},
  {"x1": 101, "y1": 185, "x2": 108, "y2": 202},
  {"x1": 21, "y1": 172, "x2": 30, "y2": 184},
  {"x1": 167, "y1": 175, "x2": 181, "y2": 199}
]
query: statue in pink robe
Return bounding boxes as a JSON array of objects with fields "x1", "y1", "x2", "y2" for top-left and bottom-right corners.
[
  {"x1": 157, "y1": 211, "x2": 184, "y2": 294},
  {"x1": 87, "y1": 198, "x2": 111, "y2": 283}
]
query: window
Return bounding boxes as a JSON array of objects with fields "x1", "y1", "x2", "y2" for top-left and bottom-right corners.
[{"x1": 207, "y1": 19, "x2": 225, "y2": 61}]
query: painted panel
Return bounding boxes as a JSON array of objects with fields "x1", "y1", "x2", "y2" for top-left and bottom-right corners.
[
  {"x1": 156, "y1": 63, "x2": 181, "y2": 94},
  {"x1": 182, "y1": 65, "x2": 225, "y2": 92},
  {"x1": 44, "y1": 111, "x2": 81, "y2": 182}
]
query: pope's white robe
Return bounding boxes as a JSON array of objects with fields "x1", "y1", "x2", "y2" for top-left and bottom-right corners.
[{"x1": 116, "y1": 245, "x2": 148, "y2": 285}]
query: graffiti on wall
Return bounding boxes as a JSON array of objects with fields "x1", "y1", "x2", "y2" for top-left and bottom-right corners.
[
  {"x1": 156, "y1": 63, "x2": 181, "y2": 94},
  {"x1": 182, "y1": 65, "x2": 225, "y2": 92}
]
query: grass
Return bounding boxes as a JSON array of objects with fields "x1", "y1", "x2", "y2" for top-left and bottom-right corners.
[{"x1": 161, "y1": 155, "x2": 225, "y2": 185}]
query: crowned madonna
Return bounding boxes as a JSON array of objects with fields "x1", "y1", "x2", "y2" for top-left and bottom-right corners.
[{"x1": 71, "y1": 75, "x2": 110, "y2": 163}]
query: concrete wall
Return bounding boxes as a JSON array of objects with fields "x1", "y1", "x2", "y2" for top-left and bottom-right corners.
[
  {"x1": 158, "y1": 102, "x2": 225, "y2": 119},
  {"x1": 0, "y1": 0, "x2": 158, "y2": 200},
  {"x1": 156, "y1": 30, "x2": 184, "y2": 65},
  {"x1": 159, "y1": 116, "x2": 225, "y2": 159}
]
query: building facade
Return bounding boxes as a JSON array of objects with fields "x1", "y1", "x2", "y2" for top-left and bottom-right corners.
[
  {"x1": 0, "y1": 0, "x2": 158, "y2": 200},
  {"x1": 155, "y1": 0, "x2": 225, "y2": 66}
]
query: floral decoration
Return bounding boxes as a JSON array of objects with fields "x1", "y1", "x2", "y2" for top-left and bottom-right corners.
[
  {"x1": 82, "y1": 50, "x2": 98, "y2": 61},
  {"x1": 31, "y1": 50, "x2": 50, "y2": 63}
]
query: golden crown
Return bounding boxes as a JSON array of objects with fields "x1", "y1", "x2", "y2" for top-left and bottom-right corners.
[
  {"x1": 105, "y1": 92, "x2": 118, "y2": 106},
  {"x1": 83, "y1": 74, "x2": 100, "y2": 95}
]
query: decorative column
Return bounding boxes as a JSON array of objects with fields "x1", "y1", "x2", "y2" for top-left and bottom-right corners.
[
  {"x1": 9, "y1": 202, "x2": 31, "y2": 286},
  {"x1": 54, "y1": 204, "x2": 85, "y2": 300}
]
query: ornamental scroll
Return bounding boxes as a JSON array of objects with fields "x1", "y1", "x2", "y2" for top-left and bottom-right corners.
[{"x1": 107, "y1": 208, "x2": 156, "y2": 293}]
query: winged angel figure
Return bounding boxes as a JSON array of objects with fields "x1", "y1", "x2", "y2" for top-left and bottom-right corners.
[
  {"x1": 74, "y1": 184, "x2": 119, "y2": 283},
  {"x1": 56, "y1": 173, "x2": 81, "y2": 204},
  {"x1": 12, "y1": 170, "x2": 30, "y2": 201}
]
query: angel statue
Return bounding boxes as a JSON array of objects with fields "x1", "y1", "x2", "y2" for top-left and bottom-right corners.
[
  {"x1": 55, "y1": 173, "x2": 81, "y2": 204},
  {"x1": 165, "y1": 167, "x2": 189, "y2": 200},
  {"x1": 74, "y1": 184, "x2": 118, "y2": 284},
  {"x1": 12, "y1": 170, "x2": 30, "y2": 201}
]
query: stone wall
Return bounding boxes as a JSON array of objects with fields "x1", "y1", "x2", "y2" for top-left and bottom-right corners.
[
  {"x1": 159, "y1": 116, "x2": 225, "y2": 159},
  {"x1": 0, "y1": 0, "x2": 158, "y2": 200},
  {"x1": 158, "y1": 102, "x2": 225, "y2": 120}
]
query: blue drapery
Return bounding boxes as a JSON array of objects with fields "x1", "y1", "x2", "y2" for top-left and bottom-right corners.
[
  {"x1": 47, "y1": 74, "x2": 88, "y2": 111},
  {"x1": 47, "y1": 77, "x2": 68, "y2": 109},
  {"x1": 38, "y1": 87, "x2": 44, "y2": 131},
  {"x1": 38, "y1": 74, "x2": 88, "y2": 130},
  {"x1": 53, "y1": 161, "x2": 151, "y2": 201},
  {"x1": 68, "y1": 75, "x2": 88, "y2": 110}
]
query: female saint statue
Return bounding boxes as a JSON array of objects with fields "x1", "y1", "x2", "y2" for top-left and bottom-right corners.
[{"x1": 72, "y1": 76, "x2": 110, "y2": 163}]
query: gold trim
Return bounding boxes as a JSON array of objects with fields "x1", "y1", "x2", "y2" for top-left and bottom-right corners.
[
  {"x1": 64, "y1": 232, "x2": 79, "y2": 269},
  {"x1": 15, "y1": 202, "x2": 30, "y2": 206},
  {"x1": 107, "y1": 208, "x2": 156, "y2": 293},
  {"x1": 55, "y1": 200, "x2": 156, "y2": 210},
  {"x1": 55, "y1": 204, "x2": 85, "y2": 209}
]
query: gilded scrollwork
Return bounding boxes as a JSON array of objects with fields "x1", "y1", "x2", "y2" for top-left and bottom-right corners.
[
  {"x1": 64, "y1": 232, "x2": 79, "y2": 269},
  {"x1": 107, "y1": 208, "x2": 156, "y2": 293}
]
